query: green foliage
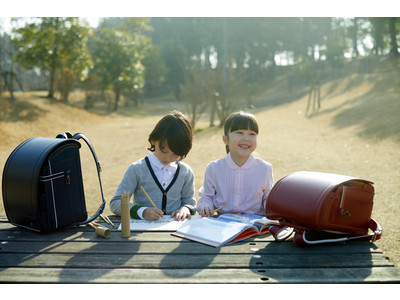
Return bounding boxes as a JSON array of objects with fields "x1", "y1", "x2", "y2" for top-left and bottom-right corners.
[
  {"x1": 142, "y1": 45, "x2": 167, "y2": 96},
  {"x1": 89, "y1": 18, "x2": 152, "y2": 110},
  {"x1": 6, "y1": 17, "x2": 399, "y2": 119},
  {"x1": 150, "y1": 18, "x2": 203, "y2": 100},
  {"x1": 11, "y1": 17, "x2": 92, "y2": 99}
]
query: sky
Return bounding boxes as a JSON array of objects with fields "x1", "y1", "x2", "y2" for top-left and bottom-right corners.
[
  {"x1": 0, "y1": 17, "x2": 100, "y2": 34},
  {"x1": 1, "y1": 0, "x2": 395, "y2": 35},
  {"x1": 1, "y1": 0, "x2": 395, "y2": 19},
  {"x1": 1, "y1": 0, "x2": 394, "y2": 42}
]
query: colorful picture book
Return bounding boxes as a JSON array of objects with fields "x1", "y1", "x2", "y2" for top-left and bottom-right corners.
[{"x1": 172, "y1": 213, "x2": 280, "y2": 247}]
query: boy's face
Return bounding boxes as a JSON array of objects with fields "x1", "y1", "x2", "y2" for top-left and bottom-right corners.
[
  {"x1": 152, "y1": 140, "x2": 180, "y2": 166},
  {"x1": 223, "y1": 128, "x2": 257, "y2": 158}
]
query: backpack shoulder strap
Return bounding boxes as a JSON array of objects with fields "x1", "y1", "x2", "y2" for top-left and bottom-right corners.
[
  {"x1": 293, "y1": 218, "x2": 382, "y2": 247},
  {"x1": 57, "y1": 132, "x2": 106, "y2": 225},
  {"x1": 270, "y1": 219, "x2": 382, "y2": 247}
]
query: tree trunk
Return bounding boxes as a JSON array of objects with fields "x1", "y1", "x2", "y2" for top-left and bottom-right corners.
[
  {"x1": 389, "y1": 18, "x2": 399, "y2": 57},
  {"x1": 209, "y1": 94, "x2": 217, "y2": 127},
  {"x1": 113, "y1": 88, "x2": 120, "y2": 111},
  {"x1": 352, "y1": 18, "x2": 359, "y2": 58},
  {"x1": 61, "y1": 89, "x2": 69, "y2": 103},
  {"x1": 132, "y1": 90, "x2": 139, "y2": 106},
  {"x1": 371, "y1": 18, "x2": 384, "y2": 55},
  {"x1": 48, "y1": 67, "x2": 56, "y2": 99}
]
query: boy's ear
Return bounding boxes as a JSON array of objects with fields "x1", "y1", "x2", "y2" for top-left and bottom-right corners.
[
  {"x1": 222, "y1": 135, "x2": 229, "y2": 145},
  {"x1": 148, "y1": 140, "x2": 156, "y2": 151}
]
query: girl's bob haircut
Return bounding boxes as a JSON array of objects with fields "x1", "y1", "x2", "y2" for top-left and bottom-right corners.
[
  {"x1": 223, "y1": 111, "x2": 259, "y2": 136},
  {"x1": 223, "y1": 111, "x2": 259, "y2": 153},
  {"x1": 148, "y1": 110, "x2": 193, "y2": 159}
]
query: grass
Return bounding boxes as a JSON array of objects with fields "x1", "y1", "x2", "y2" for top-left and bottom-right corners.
[{"x1": 1, "y1": 60, "x2": 400, "y2": 266}]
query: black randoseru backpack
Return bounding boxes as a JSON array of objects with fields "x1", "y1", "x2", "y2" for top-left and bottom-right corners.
[{"x1": 2, "y1": 132, "x2": 106, "y2": 232}]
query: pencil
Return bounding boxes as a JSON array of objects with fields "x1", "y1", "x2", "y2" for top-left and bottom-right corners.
[
  {"x1": 140, "y1": 186, "x2": 157, "y2": 209},
  {"x1": 100, "y1": 214, "x2": 115, "y2": 227},
  {"x1": 214, "y1": 204, "x2": 227, "y2": 213}
]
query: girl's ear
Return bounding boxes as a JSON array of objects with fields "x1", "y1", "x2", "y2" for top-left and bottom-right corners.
[
  {"x1": 222, "y1": 135, "x2": 229, "y2": 145},
  {"x1": 222, "y1": 135, "x2": 230, "y2": 154}
]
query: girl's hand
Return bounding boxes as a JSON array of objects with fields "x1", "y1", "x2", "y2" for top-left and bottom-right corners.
[
  {"x1": 200, "y1": 206, "x2": 214, "y2": 217},
  {"x1": 143, "y1": 207, "x2": 164, "y2": 221},
  {"x1": 171, "y1": 206, "x2": 191, "y2": 221}
]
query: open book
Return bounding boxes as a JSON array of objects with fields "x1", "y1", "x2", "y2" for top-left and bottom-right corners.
[
  {"x1": 118, "y1": 215, "x2": 202, "y2": 231},
  {"x1": 172, "y1": 213, "x2": 280, "y2": 247}
]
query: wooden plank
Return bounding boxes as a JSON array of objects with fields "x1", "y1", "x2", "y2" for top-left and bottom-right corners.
[
  {"x1": 0, "y1": 252, "x2": 392, "y2": 269},
  {"x1": 0, "y1": 223, "x2": 277, "y2": 242},
  {"x1": 0, "y1": 228, "x2": 193, "y2": 243},
  {"x1": 0, "y1": 240, "x2": 383, "y2": 255},
  {"x1": 2, "y1": 266, "x2": 400, "y2": 283},
  {"x1": 2, "y1": 215, "x2": 399, "y2": 284},
  {"x1": 0, "y1": 221, "x2": 387, "y2": 246}
]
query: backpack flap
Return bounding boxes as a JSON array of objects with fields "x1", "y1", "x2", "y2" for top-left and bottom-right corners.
[{"x1": 266, "y1": 171, "x2": 375, "y2": 234}]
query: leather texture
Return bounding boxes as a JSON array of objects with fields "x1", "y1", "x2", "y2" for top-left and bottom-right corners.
[
  {"x1": 2, "y1": 133, "x2": 105, "y2": 232},
  {"x1": 266, "y1": 171, "x2": 374, "y2": 235}
]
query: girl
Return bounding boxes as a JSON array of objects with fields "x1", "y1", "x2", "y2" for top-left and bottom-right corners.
[
  {"x1": 110, "y1": 110, "x2": 196, "y2": 221},
  {"x1": 197, "y1": 111, "x2": 273, "y2": 217}
]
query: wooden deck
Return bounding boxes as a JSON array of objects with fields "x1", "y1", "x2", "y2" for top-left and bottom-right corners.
[{"x1": 1, "y1": 215, "x2": 400, "y2": 283}]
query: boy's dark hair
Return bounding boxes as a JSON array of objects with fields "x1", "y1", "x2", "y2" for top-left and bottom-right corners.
[
  {"x1": 148, "y1": 110, "x2": 193, "y2": 159},
  {"x1": 223, "y1": 111, "x2": 259, "y2": 153}
]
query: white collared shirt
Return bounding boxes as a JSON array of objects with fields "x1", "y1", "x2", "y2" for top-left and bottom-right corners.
[
  {"x1": 137, "y1": 152, "x2": 178, "y2": 218},
  {"x1": 147, "y1": 151, "x2": 178, "y2": 188}
]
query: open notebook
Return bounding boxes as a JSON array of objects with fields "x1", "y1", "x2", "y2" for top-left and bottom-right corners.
[{"x1": 118, "y1": 215, "x2": 202, "y2": 231}]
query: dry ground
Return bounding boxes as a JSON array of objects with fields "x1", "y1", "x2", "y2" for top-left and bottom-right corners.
[{"x1": 1, "y1": 68, "x2": 399, "y2": 266}]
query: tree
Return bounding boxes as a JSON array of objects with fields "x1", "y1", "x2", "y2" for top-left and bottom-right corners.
[
  {"x1": 142, "y1": 45, "x2": 167, "y2": 97},
  {"x1": 1, "y1": 29, "x2": 24, "y2": 100},
  {"x1": 0, "y1": 22, "x2": 4, "y2": 97},
  {"x1": 56, "y1": 67, "x2": 75, "y2": 102},
  {"x1": 150, "y1": 18, "x2": 203, "y2": 100},
  {"x1": 148, "y1": 17, "x2": 400, "y2": 126},
  {"x1": 11, "y1": 17, "x2": 92, "y2": 100},
  {"x1": 369, "y1": 18, "x2": 386, "y2": 55},
  {"x1": 180, "y1": 60, "x2": 215, "y2": 127},
  {"x1": 89, "y1": 18, "x2": 152, "y2": 110},
  {"x1": 349, "y1": 18, "x2": 360, "y2": 58},
  {"x1": 389, "y1": 17, "x2": 399, "y2": 57}
]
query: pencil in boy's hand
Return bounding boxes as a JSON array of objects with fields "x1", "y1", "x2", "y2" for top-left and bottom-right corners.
[
  {"x1": 214, "y1": 204, "x2": 228, "y2": 213},
  {"x1": 140, "y1": 186, "x2": 164, "y2": 219},
  {"x1": 140, "y1": 186, "x2": 157, "y2": 209}
]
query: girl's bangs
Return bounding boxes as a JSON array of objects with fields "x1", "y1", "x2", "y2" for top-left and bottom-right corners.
[{"x1": 229, "y1": 115, "x2": 259, "y2": 134}]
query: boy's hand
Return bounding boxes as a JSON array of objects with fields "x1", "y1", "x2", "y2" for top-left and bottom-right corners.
[
  {"x1": 143, "y1": 207, "x2": 164, "y2": 221},
  {"x1": 171, "y1": 206, "x2": 191, "y2": 221},
  {"x1": 200, "y1": 206, "x2": 214, "y2": 217}
]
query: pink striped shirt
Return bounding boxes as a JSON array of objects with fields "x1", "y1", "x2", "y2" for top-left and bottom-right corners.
[{"x1": 197, "y1": 153, "x2": 273, "y2": 215}]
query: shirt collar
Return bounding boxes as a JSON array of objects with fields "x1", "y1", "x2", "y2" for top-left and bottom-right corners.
[
  {"x1": 226, "y1": 152, "x2": 255, "y2": 170},
  {"x1": 147, "y1": 151, "x2": 177, "y2": 171}
]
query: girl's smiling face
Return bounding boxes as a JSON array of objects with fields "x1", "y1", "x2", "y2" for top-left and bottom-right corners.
[
  {"x1": 152, "y1": 140, "x2": 180, "y2": 166},
  {"x1": 223, "y1": 128, "x2": 257, "y2": 166}
]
